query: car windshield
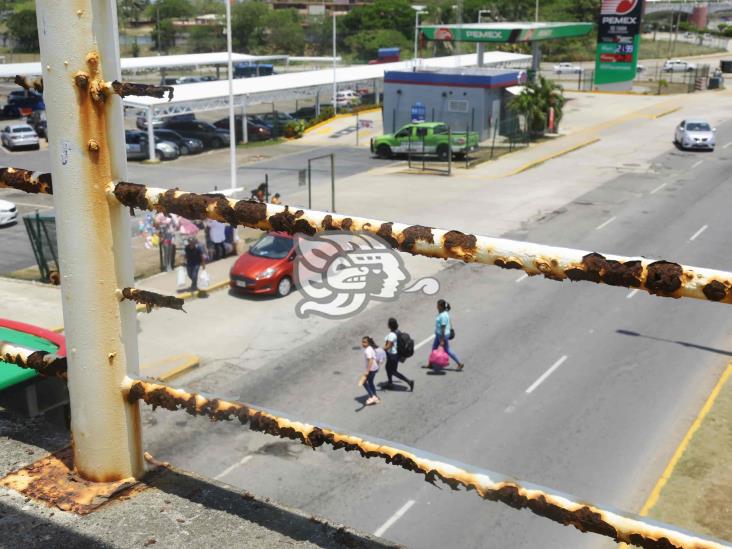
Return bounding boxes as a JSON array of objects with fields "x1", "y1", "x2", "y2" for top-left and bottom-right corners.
[
  {"x1": 249, "y1": 235, "x2": 292, "y2": 259},
  {"x1": 686, "y1": 122, "x2": 711, "y2": 131},
  {"x1": 12, "y1": 127, "x2": 32, "y2": 133}
]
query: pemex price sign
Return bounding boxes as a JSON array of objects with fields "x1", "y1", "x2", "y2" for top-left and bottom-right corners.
[{"x1": 594, "y1": 0, "x2": 645, "y2": 91}]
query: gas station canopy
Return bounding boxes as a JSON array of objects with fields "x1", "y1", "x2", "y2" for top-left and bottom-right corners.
[{"x1": 420, "y1": 22, "x2": 593, "y2": 43}]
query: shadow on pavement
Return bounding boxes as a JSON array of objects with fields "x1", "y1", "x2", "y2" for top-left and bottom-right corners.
[{"x1": 616, "y1": 329, "x2": 732, "y2": 357}]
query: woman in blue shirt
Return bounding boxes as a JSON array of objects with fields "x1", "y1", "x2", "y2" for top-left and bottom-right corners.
[{"x1": 433, "y1": 299, "x2": 464, "y2": 370}]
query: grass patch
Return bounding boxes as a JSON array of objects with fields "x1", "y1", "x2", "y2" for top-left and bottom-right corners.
[
  {"x1": 639, "y1": 39, "x2": 726, "y2": 59},
  {"x1": 236, "y1": 137, "x2": 287, "y2": 149},
  {"x1": 648, "y1": 366, "x2": 732, "y2": 543}
]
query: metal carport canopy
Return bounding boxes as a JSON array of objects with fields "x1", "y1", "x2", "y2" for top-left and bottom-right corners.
[
  {"x1": 0, "y1": 52, "x2": 288, "y2": 78},
  {"x1": 122, "y1": 52, "x2": 532, "y2": 116}
]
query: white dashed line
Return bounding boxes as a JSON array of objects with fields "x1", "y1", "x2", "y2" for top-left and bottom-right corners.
[
  {"x1": 515, "y1": 273, "x2": 528, "y2": 283},
  {"x1": 374, "y1": 500, "x2": 416, "y2": 537},
  {"x1": 214, "y1": 455, "x2": 253, "y2": 480},
  {"x1": 595, "y1": 216, "x2": 616, "y2": 231},
  {"x1": 691, "y1": 160, "x2": 703, "y2": 169},
  {"x1": 650, "y1": 182, "x2": 666, "y2": 194},
  {"x1": 414, "y1": 335, "x2": 434, "y2": 351},
  {"x1": 626, "y1": 288, "x2": 640, "y2": 299},
  {"x1": 525, "y1": 355, "x2": 568, "y2": 395},
  {"x1": 724, "y1": 142, "x2": 732, "y2": 149},
  {"x1": 689, "y1": 224, "x2": 708, "y2": 242}
]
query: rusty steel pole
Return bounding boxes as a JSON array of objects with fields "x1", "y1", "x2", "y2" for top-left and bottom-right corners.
[{"x1": 36, "y1": 0, "x2": 144, "y2": 481}]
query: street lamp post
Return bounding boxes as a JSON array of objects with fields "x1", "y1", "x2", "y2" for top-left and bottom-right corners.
[
  {"x1": 332, "y1": 10, "x2": 337, "y2": 115},
  {"x1": 411, "y1": 5, "x2": 427, "y2": 67},
  {"x1": 477, "y1": 9, "x2": 491, "y2": 66},
  {"x1": 225, "y1": 0, "x2": 236, "y2": 191}
]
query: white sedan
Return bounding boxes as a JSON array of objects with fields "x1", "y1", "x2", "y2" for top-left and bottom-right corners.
[
  {"x1": 1, "y1": 124, "x2": 40, "y2": 151},
  {"x1": 553, "y1": 63, "x2": 583, "y2": 75},
  {"x1": 0, "y1": 199, "x2": 17, "y2": 226}
]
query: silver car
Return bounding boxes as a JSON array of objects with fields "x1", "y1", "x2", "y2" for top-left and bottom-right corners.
[
  {"x1": 674, "y1": 119, "x2": 716, "y2": 151},
  {"x1": 1, "y1": 124, "x2": 40, "y2": 151},
  {"x1": 125, "y1": 130, "x2": 180, "y2": 161},
  {"x1": 0, "y1": 198, "x2": 17, "y2": 226}
]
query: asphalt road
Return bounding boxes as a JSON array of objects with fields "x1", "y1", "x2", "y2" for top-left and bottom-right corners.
[{"x1": 137, "y1": 120, "x2": 732, "y2": 547}]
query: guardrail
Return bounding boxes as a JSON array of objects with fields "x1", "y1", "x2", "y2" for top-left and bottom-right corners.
[{"x1": 1, "y1": 2, "x2": 730, "y2": 548}]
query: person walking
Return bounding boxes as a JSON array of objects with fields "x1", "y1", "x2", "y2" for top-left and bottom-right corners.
[
  {"x1": 360, "y1": 336, "x2": 381, "y2": 405},
  {"x1": 208, "y1": 219, "x2": 227, "y2": 260},
  {"x1": 432, "y1": 299, "x2": 464, "y2": 370},
  {"x1": 384, "y1": 318, "x2": 414, "y2": 391},
  {"x1": 271, "y1": 193, "x2": 282, "y2": 205},
  {"x1": 184, "y1": 237, "x2": 206, "y2": 294}
]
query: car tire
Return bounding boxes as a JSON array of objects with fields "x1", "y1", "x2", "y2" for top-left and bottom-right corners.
[
  {"x1": 32, "y1": 144, "x2": 40, "y2": 150},
  {"x1": 437, "y1": 144, "x2": 450, "y2": 161},
  {"x1": 210, "y1": 137, "x2": 222, "y2": 148},
  {"x1": 376, "y1": 144, "x2": 392, "y2": 159},
  {"x1": 276, "y1": 276, "x2": 292, "y2": 297},
  {"x1": 180, "y1": 145, "x2": 189, "y2": 155}
]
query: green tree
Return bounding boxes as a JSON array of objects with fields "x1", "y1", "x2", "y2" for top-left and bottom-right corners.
[
  {"x1": 260, "y1": 9, "x2": 305, "y2": 55},
  {"x1": 189, "y1": 25, "x2": 226, "y2": 53},
  {"x1": 231, "y1": 1, "x2": 270, "y2": 51},
  {"x1": 118, "y1": 0, "x2": 150, "y2": 28},
  {"x1": 509, "y1": 76, "x2": 565, "y2": 136},
  {"x1": 341, "y1": 0, "x2": 415, "y2": 47},
  {"x1": 345, "y1": 29, "x2": 411, "y2": 61},
  {"x1": 7, "y1": 6, "x2": 38, "y2": 53},
  {"x1": 145, "y1": 0, "x2": 193, "y2": 20}
]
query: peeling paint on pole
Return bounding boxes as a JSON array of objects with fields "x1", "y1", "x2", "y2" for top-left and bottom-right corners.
[{"x1": 36, "y1": 0, "x2": 143, "y2": 481}]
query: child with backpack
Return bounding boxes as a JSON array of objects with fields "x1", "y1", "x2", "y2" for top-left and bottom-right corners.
[{"x1": 383, "y1": 318, "x2": 415, "y2": 391}]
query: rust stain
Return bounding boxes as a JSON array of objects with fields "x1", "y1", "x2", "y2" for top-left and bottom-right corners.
[
  {"x1": 14, "y1": 74, "x2": 43, "y2": 93},
  {"x1": 119, "y1": 287, "x2": 185, "y2": 313},
  {"x1": 400, "y1": 225, "x2": 435, "y2": 253},
  {"x1": 1, "y1": 348, "x2": 67, "y2": 379},
  {"x1": 109, "y1": 81, "x2": 173, "y2": 101},
  {"x1": 645, "y1": 261, "x2": 683, "y2": 296},
  {"x1": 0, "y1": 447, "x2": 144, "y2": 515},
  {"x1": 564, "y1": 253, "x2": 642, "y2": 288},
  {"x1": 0, "y1": 167, "x2": 53, "y2": 194},
  {"x1": 442, "y1": 230, "x2": 477, "y2": 261},
  {"x1": 702, "y1": 280, "x2": 727, "y2": 302},
  {"x1": 87, "y1": 139, "x2": 99, "y2": 152}
]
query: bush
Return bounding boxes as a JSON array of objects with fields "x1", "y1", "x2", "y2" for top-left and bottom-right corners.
[{"x1": 283, "y1": 120, "x2": 305, "y2": 138}]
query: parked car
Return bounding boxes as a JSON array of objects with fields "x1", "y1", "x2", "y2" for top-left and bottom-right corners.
[
  {"x1": 674, "y1": 119, "x2": 716, "y2": 151},
  {"x1": 136, "y1": 112, "x2": 195, "y2": 131},
  {"x1": 176, "y1": 76, "x2": 203, "y2": 84},
  {"x1": 162, "y1": 119, "x2": 229, "y2": 149},
  {"x1": 0, "y1": 199, "x2": 17, "y2": 226},
  {"x1": 8, "y1": 89, "x2": 42, "y2": 104},
  {"x1": 553, "y1": 62, "x2": 583, "y2": 75},
  {"x1": 371, "y1": 122, "x2": 479, "y2": 160},
  {"x1": 336, "y1": 90, "x2": 361, "y2": 107},
  {"x1": 27, "y1": 110, "x2": 47, "y2": 139},
  {"x1": 663, "y1": 59, "x2": 697, "y2": 72},
  {"x1": 213, "y1": 116, "x2": 272, "y2": 142},
  {"x1": 1, "y1": 124, "x2": 40, "y2": 151},
  {"x1": 3, "y1": 94, "x2": 45, "y2": 118},
  {"x1": 125, "y1": 130, "x2": 180, "y2": 161},
  {"x1": 259, "y1": 111, "x2": 296, "y2": 134},
  {"x1": 290, "y1": 106, "x2": 319, "y2": 120},
  {"x1": 229, "y1": 232, "x2": 295, "y2": 297},
  {"x1": 153, "y1": 129, "x2": 204, "y2": 155}
]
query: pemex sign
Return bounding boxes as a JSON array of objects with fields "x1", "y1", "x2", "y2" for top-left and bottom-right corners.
[{"x1": 594, "y1": 0, "x2": 645, "y2": 90}]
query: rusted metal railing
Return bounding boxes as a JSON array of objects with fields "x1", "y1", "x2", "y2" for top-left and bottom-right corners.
[{"x1": 0, "y1": 342, "x2": 68, "y2": 379}]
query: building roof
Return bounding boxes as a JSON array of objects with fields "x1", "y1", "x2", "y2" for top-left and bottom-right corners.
[
  {"x1": 385, "y1": 67, "x2": 526, "y2": 89},
  {"x1": 123, "y1": 52, "x2": 532, "y2": 115},
  {"x1": 419, "y1": 22, "x2": 594, "y2": 43}
]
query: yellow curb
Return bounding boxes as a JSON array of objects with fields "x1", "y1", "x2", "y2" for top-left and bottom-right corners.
[
  {"x1": 303, "y1": 106, "x2": 382, "y2": 135},
  {"x1": 648, "y1": 106, "x2": 681, "y2": 120},
  {"x1": 175, "y1": 278, "x2": 230, "y2": 301},
  {"x1": 617, "y1": 362, "x2": 732, "y2": 549},
  {"x1": 507, "y1": 137, "x2": 601, "y2": 176},
  {"x1": 141, "y1": 353, "x2": 200, "y2": 382}
]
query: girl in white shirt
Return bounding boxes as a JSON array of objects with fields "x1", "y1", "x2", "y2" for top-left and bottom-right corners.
[{"x1": 361, "y1": 336, "x2": 381, "y2": 405}]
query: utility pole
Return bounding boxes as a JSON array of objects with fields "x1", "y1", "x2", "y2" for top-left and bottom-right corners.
[
  {"x1": 332, "y1": 10, "x2": 337, "y2": 115},
  {"x1": 225, "y1": 0, "x2": 236, "y2": 191}
]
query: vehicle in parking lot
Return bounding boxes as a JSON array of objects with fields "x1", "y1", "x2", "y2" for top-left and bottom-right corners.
[
  {"x1": 136, "y1": 112, "x2": 195, "y2": 131},
  {"x1": 229, "y1": 232, "x2": 295, "y2": 297},
  {"x1": 8, "y1": 89, "x2": 43, "y2": 104},
  {"x1": 162, "y1": 119, "x2": 229, "y2": 148},
  {"x1": 153, "y1": 129, "x2": 204, "y2": 155},
  {"x1": 259, "y1": 111, "x2": 296, "y2": 134},
  {"x1": 663, "y1": 59, "x2": 697, "y2": 72},
  {"x1": 290, "y1": 106, "x2": 321, "y2": 120},
  {"x1": 371, "y1": 122, "x2": 479, "y2": 160},
  {"x1": 674, "y1": 119, "x2": 716, "y2": 151},
  {"x1": 27, "y1": 110, "x2": 47, "y2": 139},
  {"x1": 1, "y1": 124, "x2": 40, "y2": 151},
  {"x1": 125, "y1": 130, "x2": 180, "y2": 161},
  {"x1": 553, "y1": 62, "x2": 582, "y2": 74},
  {"x1": 0, "y1": 199, "x2": 17, "y2": 226},
  {"x1": 213, "y1": 116, "x2": 272, "y2": 142},
  {"x1": 336, "y1": 90, "x2": 361, "y2": 107}
]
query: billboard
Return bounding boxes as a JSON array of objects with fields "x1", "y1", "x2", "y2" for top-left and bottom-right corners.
[
  {"x1": 594, "y1": 0, "x2": 645, "y2": 90},
  {"x1": 419, "y1": 23, "x2": 592, "y2": 44}
]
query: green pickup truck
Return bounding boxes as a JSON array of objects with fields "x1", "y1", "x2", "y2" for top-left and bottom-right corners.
[{"x1": 370, "y1": 122, "x2": 479, "y2": 160}]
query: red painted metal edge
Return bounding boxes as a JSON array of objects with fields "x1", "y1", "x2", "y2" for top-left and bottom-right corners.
[{"x1": 0, "y1": 318, "x2": 66, "y2": 356}]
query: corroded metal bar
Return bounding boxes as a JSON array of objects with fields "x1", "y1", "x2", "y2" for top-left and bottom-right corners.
[
  {"x1": 111, "y1": 182, "x2": 732, "y2": 305},
  {"x1": 116, "y1": 288, "x2": 185, "y2": 313},
  {"x1": 0, "y1": 167, "x2": 53, "y2": 194},
  {"x1": 14, "y1": 74, "x2": 43, "y2": 93},
  {"x1": 123, "y1": 378, "x2": 727, "y2": 549},
  {"x1": 0, "y1": 341, "x2": 67, "y2": 379},
  {"x1": 105, "y1": 81, "x2": 174, "y2": 101}
]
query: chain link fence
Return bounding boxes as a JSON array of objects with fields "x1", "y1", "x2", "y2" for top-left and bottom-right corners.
[{"x1": 22, "y1": 212, "x2": 58, "y2": 283}]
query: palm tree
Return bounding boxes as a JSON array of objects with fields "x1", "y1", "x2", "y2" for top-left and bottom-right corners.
[{"x1": 508, "y1": 76, "x2": 565, "y2": 138}]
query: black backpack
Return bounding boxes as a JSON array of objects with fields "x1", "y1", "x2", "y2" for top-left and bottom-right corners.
[{"x1": 395, "y1": 330, "x2": 414, "y2": 363}]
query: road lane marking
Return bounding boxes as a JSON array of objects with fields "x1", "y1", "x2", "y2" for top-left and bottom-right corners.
[
  {"x1": 626, "y1": 289, "x2": 640, "y2": 299},
  {"x1": 214, "y1": 455, "x2": 253, "y2": 480},
  {"x1": 689, "y1": 224, "x2": 708, "y2": 242},
  {"x1": 595, "y1": 216, "x2": 616, "y2": 231},
  {"x1": 515, "y1": 273, "x2": 528, "y2": 283},
  {"x1": 374, "y1": 499, "x2": 416, "y2": 537},
  {"x1": 650, "y1": 182, "x2": 666, "y2": 194},
  {"x1": 691, "y1": 160, "x2": 703, "y2": 169},
  {"x1": 525, "y1": 355, "x2": 568, "y2": 394},
  {"x1": 414, "y1": 335, "x2": 434, "y2": 351},
  {"x1": 724, "y1": 142, "x2": 732, "y2": 149},
  {"x1": 638, "y1": 363, "x2": 732, "y2": 517}
]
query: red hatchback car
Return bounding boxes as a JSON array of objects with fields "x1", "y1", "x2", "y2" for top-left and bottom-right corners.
[{"x1": 229, "y1": 232, "x2": 296, "y2": 297}]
